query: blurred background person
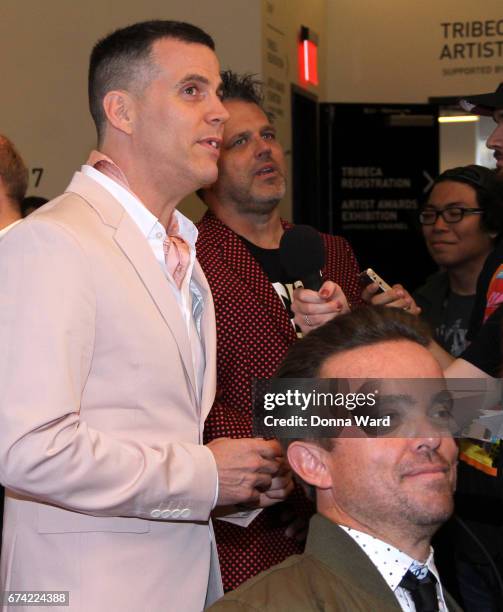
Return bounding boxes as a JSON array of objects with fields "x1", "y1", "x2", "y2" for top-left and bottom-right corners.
[
  {"x1": 0, "y1": 133, "x2": 28, "y2": 552},
  {"x1": 0, "y1": 134, "x2": 27, "y2": 240},
  {"x1": 414, "y1": 165, "x2": 503, "y2": 357}
]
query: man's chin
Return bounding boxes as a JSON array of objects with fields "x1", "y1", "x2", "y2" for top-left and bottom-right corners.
[
  {"x1": 246, "y1": 198, "x2": 281, "y2": 215},
  {"x1": 407, "y1": 495, "x2": 454, "y2": 528},
  {"x1": 198, "y1": 166, "x2": 219, "y2": 190}
]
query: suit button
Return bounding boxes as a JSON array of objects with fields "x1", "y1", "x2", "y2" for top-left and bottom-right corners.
[
  {"x1": 150, "y1": 509, "x2": 161, "y2": 518},
  {"x1": 161, "y1": 509, "x2": 172, "y2": 519},
  {"x1": 180, "y1": 508, "x2": 191, "y2": 518}
]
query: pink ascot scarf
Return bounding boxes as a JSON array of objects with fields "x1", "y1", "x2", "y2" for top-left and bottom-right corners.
[{"x1": 87, "y1": 151, "x2": 190, "y2": 288}]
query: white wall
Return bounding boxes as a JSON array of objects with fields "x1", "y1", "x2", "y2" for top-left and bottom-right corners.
[
  {"x1": 439, "y1": 122, "x2": 477, "y2": 172},
  {"x1": 325, "y1": 0, "x2": 503, "y2": 103},
  {"x1": 3, "y1": 1, "x2": 502, "y2": 221}
]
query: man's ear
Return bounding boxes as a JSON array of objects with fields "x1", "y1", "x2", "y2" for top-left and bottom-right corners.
[
  {"x1": 287, "y1": 441, "x2": 333, "y2": 490},
  {"x1": 102, "y1": 90, "x2": 135, "y2": 135},
  {"x1": 0, "y1": 176, "x2": 9, "y2": 208}
]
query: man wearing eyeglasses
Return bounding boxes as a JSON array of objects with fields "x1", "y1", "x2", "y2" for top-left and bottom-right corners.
[{"x1": 414, "y1": 165, "x2": 503, "y2": 358}]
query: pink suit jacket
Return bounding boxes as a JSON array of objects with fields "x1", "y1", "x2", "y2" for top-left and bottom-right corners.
[{"x1": 0, "y1": 172, "x2": 222, "y2": 611}]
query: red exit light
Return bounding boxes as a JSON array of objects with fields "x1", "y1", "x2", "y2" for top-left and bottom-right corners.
[{"x1": 299, "y1": 26, "x2": 319, "y2": 87}]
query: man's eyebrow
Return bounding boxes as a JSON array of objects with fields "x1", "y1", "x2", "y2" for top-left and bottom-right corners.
[
  {"x1": 261, "y1": 124, "x2": 276, "y2": 133},
  {"x1": 176, "y1": 73, "x2": 210, "y2": 87},
  {"x1": 225, "y1": 130, "x2": 251, "y2": 145},
  {"x1": 376, "y1": 394, "x2": 416, "y2": 408},
  {"x1": 424, "y1": 201, "x2": 467, "y2": 209}
]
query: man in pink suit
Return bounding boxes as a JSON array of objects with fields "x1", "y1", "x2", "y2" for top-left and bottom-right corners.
[{"x1": 0, "y1": 21, "x2": 285, "y2": 611}]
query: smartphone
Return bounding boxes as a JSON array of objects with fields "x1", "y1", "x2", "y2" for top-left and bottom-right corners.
[{"x1": 359, "y1": 268, "x2": 392, "y2": 293}]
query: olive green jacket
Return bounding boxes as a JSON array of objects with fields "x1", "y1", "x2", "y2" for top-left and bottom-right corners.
[{"x1": 208, "y1": 514, "x2": 463, "y2": 612}]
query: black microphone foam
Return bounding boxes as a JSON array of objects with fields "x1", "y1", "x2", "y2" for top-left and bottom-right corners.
[{"x1": 279, "y1": 225, "x2": 325, "y2": 291}]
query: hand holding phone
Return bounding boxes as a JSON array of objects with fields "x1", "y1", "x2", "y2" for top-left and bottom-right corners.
[
  {"x1": 359, "y1": 268, "x2": 392, "y2": 294},
  {"x1": 360, "y1": 269, "x2": 421, "y2": 315}
]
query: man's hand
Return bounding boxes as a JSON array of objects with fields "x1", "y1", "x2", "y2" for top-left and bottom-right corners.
[
  {"x1": 292, "y1": 280, "x2": 350, "y2": 335},
  {"x1": 257, "y1": 461, "x2": 294, "y2": 508},
  {"x1": 207, "y1": 437, "x2": 284, "y2": 507},
  {"x1": 362, "y1": 282, "x2": 421, "y2": 316}
]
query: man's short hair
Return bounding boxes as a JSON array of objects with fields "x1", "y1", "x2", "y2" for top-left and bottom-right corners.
[
  {"x1": 196, "y1": 71, "x2": 266, "y2": 203},
  {"x1": 88, "y1": 20, "x2": 215, "y2": 141},
  {"x1": 275, "y1": 307, "x2": 432, "y2": 494},
  {"x1": 425, "y1": 164, "x2": 503, "y2": 237},
  {"x1": 0, "y1": 135, "x2": 28, "y2": 208},
  {"x1": 276, "y1": 306, "x2": 431, "y2": 380},
  {"x1": 219, "y1": 70, "x2": 264, "y2": 108}
]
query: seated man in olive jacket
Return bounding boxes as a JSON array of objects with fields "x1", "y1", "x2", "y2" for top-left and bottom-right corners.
[{"x1": 209, "y1": 306, "x2": 462, "y2": 611}]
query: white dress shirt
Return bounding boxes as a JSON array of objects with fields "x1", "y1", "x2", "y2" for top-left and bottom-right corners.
[
  {"x1": 81, "y1": 164, "x2": 205, "y2": 399},
  {"x1": 340, "y1": 526, "x2": 448, "y2": 611}
]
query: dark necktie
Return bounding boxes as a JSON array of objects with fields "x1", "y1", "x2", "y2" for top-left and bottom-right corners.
[{"x1": 399, "y1": 569, "x2": 439, "y2": 612}]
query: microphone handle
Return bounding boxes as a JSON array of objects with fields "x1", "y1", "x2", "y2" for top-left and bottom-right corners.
[{"x1": 302, "y1": 271, "x2": 323, "y2": 292}]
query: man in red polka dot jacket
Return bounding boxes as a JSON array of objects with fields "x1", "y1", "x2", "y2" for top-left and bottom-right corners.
[{"x1": 196, "y1": 71, "x2": 363, "y2": 591}]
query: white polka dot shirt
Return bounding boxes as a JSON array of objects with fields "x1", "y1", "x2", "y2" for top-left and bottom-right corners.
[{"x1": 339, "y1": 526, "x2": 448, "y2": 611}]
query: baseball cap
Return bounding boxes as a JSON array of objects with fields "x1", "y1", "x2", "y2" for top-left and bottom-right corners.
[
  {"x1": 436, "y1": 164, "x2": 500, "y2": 192},
  {"x1": 459, "y1": 83, "x2": 503, "y2": 116}
]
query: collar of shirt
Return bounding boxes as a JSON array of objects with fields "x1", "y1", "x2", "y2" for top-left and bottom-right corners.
[
  {"x1": 81, "y1": 163, "x2": 198, "y2": 252},
  {"x1": 81, "y1": 160, "x2": 202, "y2": 341},
  {"x1": 339, "y1": 525, "x2": 446, "y2": 608},
  {"x1": 0, "y1": 219, "x2": 23, "y2": 240}
]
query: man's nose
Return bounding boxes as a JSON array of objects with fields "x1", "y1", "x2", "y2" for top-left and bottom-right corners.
[
  {"x1": 255, "y1": 137, "x2": 272, "y2": 158},
  {"x1": 207, "y1": 95, "x2": 229, "y2": 126},
  {"x1": 432, "y1": 212, "x2": 449, "y2": 231},
  {"x1": 487, "y1": 123, "x2": 503, "y2": 150}
]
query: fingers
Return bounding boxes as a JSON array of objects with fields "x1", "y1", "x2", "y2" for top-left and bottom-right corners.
[
  {"x1": 254, "y1": 473, "x2": 274, "y2": 492},
  {"x1": 292, "y1": 282, "x2": 350, "y2": 334},
  {"x1": 365, "y1": 283, "x2": 421, "y2": 316},
  {"x1": 258, "y1": 473, "x2": 295, "y2": 507},
  {"x1": 208, "y1": 437, "x2": 286, "y2": 506},
  {"x1": 361, "y1": 282, "x2": 382, "y2": 303},
  {"x1": 267, "y1": 472, "x2": 293, "y2": 494},
  {"x1": 253, "y1": 438, "x2": 283, "y2": 459},
  {"x1": 293, "y1": 281, "x2": 347, "y2": 307},
  {"x1": 293, "y1": 281, "x2": 335, "y2": 304}
]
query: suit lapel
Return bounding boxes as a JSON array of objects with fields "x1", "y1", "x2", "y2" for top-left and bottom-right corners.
[
  {"x1": 113, "y1": 221, "x2": 197, "y2": 395},
  {"x1": 192, "y1": 260, "x2": 216, "y2": 421},
  {"x1": 306, "y1": 515, "x2": 403, "y2": 610},
  {"x1": 65, "y1": 172, "x2": 197, "y2": 398}
]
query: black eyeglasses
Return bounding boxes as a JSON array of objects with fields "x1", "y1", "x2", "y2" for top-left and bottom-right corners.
[{"x1": 419, "y1": 207, "x2": 484, "y2": 225}]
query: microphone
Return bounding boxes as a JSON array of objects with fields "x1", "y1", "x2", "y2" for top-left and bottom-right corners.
[{"x1": 279, "y1": 225, "x2": 325, "y2": 291}]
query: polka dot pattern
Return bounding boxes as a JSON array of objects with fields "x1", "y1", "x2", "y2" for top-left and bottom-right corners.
[
  {"x1": 340, "y1": 526, "x2": 446, "y2": 610},
  {"x1": 196, "y1": 211, "x2": 363, "y2": 591}
]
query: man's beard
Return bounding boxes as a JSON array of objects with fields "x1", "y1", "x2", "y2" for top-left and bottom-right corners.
[{"x1": 228, "y1": 180, "x2": 286, "y2": 216}]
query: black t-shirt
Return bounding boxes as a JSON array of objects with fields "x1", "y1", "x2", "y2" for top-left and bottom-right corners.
[
  {"x1": 239, "y1": 236, "x2": 303, "y2": 335},
  {"x1": 436, "y1": 293, "x2": 475, "y2": 357}
]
